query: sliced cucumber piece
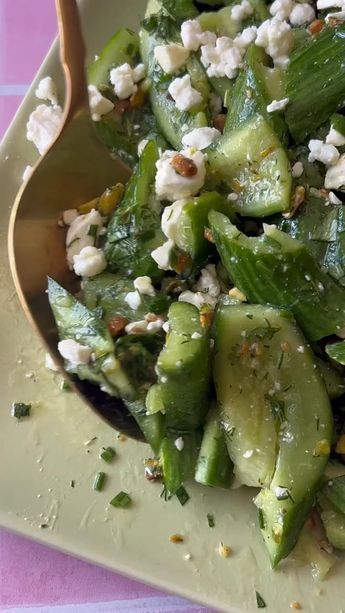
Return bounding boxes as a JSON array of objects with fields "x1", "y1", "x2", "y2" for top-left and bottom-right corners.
[
  {"x1": 88, "y1": 29, "x2": 139, "y2": 88},
  {"x1": 321, "y1": 510, "x2": 345, "y2": 550},
  {"x1": 195, "y1": 403, "x2": 234, "y2": 488}
]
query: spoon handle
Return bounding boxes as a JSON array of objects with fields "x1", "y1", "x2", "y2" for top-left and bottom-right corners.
[{"x1": 55, "y1": 0, "x2": 89, "y2": 117}]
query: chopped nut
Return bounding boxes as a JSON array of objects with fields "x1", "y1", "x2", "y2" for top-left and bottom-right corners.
[
  {"x1": 204, "y1": 227, "x2": 215, "y2": 243},
  {"x1": 260, "y1": 147, "x2": 274, "y2": 159},
  {"x1": 218, "y1": 541, "x2": 232, "y2": 558},
  {"x1": 199, "y1": 308, "x2": 214, "y2": 329},
  {"x1": 313, "y1": 439, "x2": 330, "y2": 457},
  {"x1": 108, "y1": 316, "x2": 129, "y2": 337},
  {"x1": 213, "y1": 114, "x2": 226, "y2": 133},
  {"x1": 114, "y1": 99, "x2": 131, "y2": 114},
  {"x1": 239, "y1": 339, "x2": 251, "y2": 358},
  {"x1": 169, "y1": 534, "x2": 184, "y2": 543},
  {"x1": 290, "y1": 602, "x2": 302, "y2": 610},
  {"x1": 280, "y1": 341, "x2": 291, "y2": 353},
  {"x1": 171, "y1": 153, "x2": 198, "y2": 178},
  {"x1": 99, "y1": 183, "x2": 124, "y2": 215},
  {"x1": 328, "y1": 16, "x2": 344, "y2": 26},
  {"x1": 175, "y1": 252, "x2": 192, "y2": 274},
  {"x1": 145, "y1": 312, "x2": 161, "y2": 323},
  {"x1": 144, "y1": 458, "x2": 162, "y2": 482},
  {"x1": 283, "y1": 186, "x2": 305, "y2": 219},
  {"x1": 78, "y1": 196, "x2": 99, "y2": 214},
  {"x1": 319, "y1": 539, "x2": 333, "y2": 554},
  {"x1": 336, "y1": 434, "x2": 345, "y2": 454},
  {"x1": 130, "y1": 87, "x2": 146, "y2": 109},
  {"x1": 117, "y1": 433, "x2": 127, "y2": 442},
  {"x1": 229, "y1": 287, "x2": 247, "y2": 302},
  {"x1": 231, "y1": 178, "x2": 244, "y2": 192},
  {"x1": 308, "y1": 19, "x2": 324, "y2": 35}
]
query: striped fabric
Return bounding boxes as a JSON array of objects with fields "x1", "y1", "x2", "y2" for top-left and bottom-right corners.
[{"x1": 0, "y1": 2, "x2": 211, "y2": 611}]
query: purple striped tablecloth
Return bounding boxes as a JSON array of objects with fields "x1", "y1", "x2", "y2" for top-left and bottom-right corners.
[{"x1": 0, "y1": 2, "x2": 211, "y2": 611}]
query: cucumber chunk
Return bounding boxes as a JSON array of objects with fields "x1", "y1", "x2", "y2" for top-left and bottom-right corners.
[
  {"x1": 321, "y1": 510, "x2": 345, "y2": 550},
  {"x1": 209, "y1": 210, "x2": 345, "y2": 341},
  {"x1": 88, "y1": 28, "x2": 139, "y2": 88},
  {"x1": 195, "y1": 403, "x2": 234, "y2": 488}
]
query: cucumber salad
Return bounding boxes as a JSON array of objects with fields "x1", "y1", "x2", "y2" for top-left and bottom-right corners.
[{"x1": 44, "y1": 0, "x2": 345, "y2": 572}]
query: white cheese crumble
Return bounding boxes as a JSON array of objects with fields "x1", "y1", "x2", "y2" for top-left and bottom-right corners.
[
  {"x1": 266, "y1": 97, "x2": 289, "y2": 113},
  {"x1": 328, "y1": 191, "x2": 342, "y2": 204},
  {"x1": 22, "y1": 165, "x2": 33, "y2": 183},
  {"x1": 191, "y1": 331, "x2": 202, "y2": 339},
  {"x1": 178, "y1": 290, "x2": 212, "y2": 309},
  {"x1": 200, "y1": 37, "x2": 244, "y2": 79},
  {"x1": 291, "y1": 161, "x2": 304, "y2": 178},
  {"x1": 133, "y1": 276, "x2": 155, "y2": 296},
  {"x1": 58, "y1": 339, "x2": 92, "y2": 365},
  {"x1": 289, "y1": 3, "x2": 315, "y2": 25},
  {"x1": 231, "y1": 0, "x2": 254, "y2": 21},
  {"x1": 180, "y1": 19, "x2": 216, "y2": 51},
  {"x1": 270, "y1": 0, "x2": 294, "y2": 20},
  {"x1": 308, "y1": 139, "x2": 340, "y2": 166},
  {"x1": 125, "y1": 320, "x2": 147, "y2": 334},
  {"x1": 88, "y1": 85, "x2": 114, "y2": 121},
  {"x1": 26, "y1": 104, "x2": 63, "y2": 155},
  {"x1": 325, "y1": 154, "x2": 345, "y2": 190},
  {"x1": 151, "y1": 239, "x2": 174, "y2": 270},
  {"x1": 155, "y1": 149, "x2": 206, "y2": 201},
  {"x1": 168, "y1": 74, "x2": 203, "y2": 111},
  {"x1": 137, "y1": 139, "x2": 149, "y2": 156},
  {"x1": 297, "y1": 345, "x2": 305, "y2": 353},
  {"x1": 66, "y1": 209, "x2": 104, "y2": 267},
  {"x1": 194, "y1": 264, "x2": 221, "y2": 303},
  {"x1": 109, "y1": 62, "x2": 145, "y2": 100},
  {"x1": 62, "y1": 208, "x2": 79, "y2": 226},
  {"x1": 147, "y1": 319, "x2": 164, "y2": 332},
  {"x1": 181, "y1": 126, "x2": 221, "y2": 150},
  {"x1": 45, "y1": 352, "x2": 59, "y2": 372},
  {"x1": 162, "y1": 321, "x2": 170, "y2": 333},
  {"x1": 161, "y1": 199, "x2": 186, "y2": 242},
  {"x1": 154, "y1": 44, "x2": 190, "y2": 74},
  {"x1": 174, "y1": 437, "x2": 185, "y2": 451},
  {"x1": 124, "y1": 290, "x2": 142, "y2": 310},
  {"x1": 326, "y1": 127, "x2": 345, "y2": 147},
  {"x1": 255, "y1": 17, "x2": 293, "y2": 68},
  {"x1": 35, "y1": 76, "x2": 58, "y2": 105},
  {"x1": 317, "y1": 0, "x2": 344, "y2": 8},
  {"x1": 73, "y1": 245, "x2": 106, "y2": 278},
  {"x1": 233, "y1": 26, "x2": 258, "y2": 48}
]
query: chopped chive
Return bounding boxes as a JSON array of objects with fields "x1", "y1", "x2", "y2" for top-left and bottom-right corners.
[
  {"x1": 87, "y1": 224, "x2": 99, "y2": 245},
  {"x1": 93, "y1": 472, "x2": 107, "y2": 491},
  {"x1": 175, "y1": 485, "x2": 190, "y2": 506},
  {"x1": 160, "y1": 484, "x2": 173, "y2": 501},
  {"x1": 110, "y1": 491, "x2": 131, "y2": 508},
  {"x1": 59, "y1": 379, "x2": 71, "y2": 392},
  {"x1": 39, "y1": 523, "x2": 48, "y2": 529},
  {"x1": 100, "y1": 446, "x2": 116, "y2": 463},
  {"x1": 256, "y1": 591, "x2": 266, "y2": 608},
  {"x1": 70, "y1": 480, "x2": 75, "y2": 488},
  {"x1": 207, "y1": 513, "x2": 215, "y2": 528},
  {"x1": 66, "y1": 237, "x2": 79, "y2": 249},
  {"x1": 11, "y1": 402, "x2": 31, "y2": 420},
  {"x1": 258, "y1": 508, "x2": 265, "y2": 529}
]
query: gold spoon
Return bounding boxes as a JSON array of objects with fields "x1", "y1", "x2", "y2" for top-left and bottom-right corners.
[{"x1": 8, "y1": 0, "x2": 144, "y2": 440}]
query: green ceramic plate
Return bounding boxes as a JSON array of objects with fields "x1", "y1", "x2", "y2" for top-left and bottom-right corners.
[{"x1": 0, "y1": 1, "x2": 344, "y2": 611}]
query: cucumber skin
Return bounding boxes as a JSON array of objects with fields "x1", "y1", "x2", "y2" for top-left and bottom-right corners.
[
  {"x1": 195, "y1": 405, "x2": 234, "y2": 489},
  {"x1": 209, "y1": 210, "x2": 345, "y2": 341},
  {"x1": 321, "y1": 510, "x2": 345, "y2": 550},
  {"x1": 161, "y1": 431, "x2": 201, "y2": 494},
  {"x1": 213, "y1": 302, "x2": 332, "y2": 567},
  {"x1": 88, "y1": 29, "x2": 139, "y2": 88}
]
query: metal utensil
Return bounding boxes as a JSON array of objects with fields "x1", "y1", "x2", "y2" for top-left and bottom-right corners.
[{"x1": 8, "y1": 0, "x2": 143, "y2": 440}]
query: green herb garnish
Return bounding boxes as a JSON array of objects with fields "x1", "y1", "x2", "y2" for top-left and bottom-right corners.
[
  {"x1": 110, "y1": 491, "x2": 131, "y2": 508},
  {"x1": 11, "y1": 402, "x2": 31, "y2": 420},
  {"x1": 256, "y1": 591, "x2": 266, "y2": 608},
  {"x1": 93, "y1": 472, "x2": 107, "y2": 491},
  {"x1": 176, "y1": 485, "x2": 190, "y2": 506},
  {"x1": 100, "y1": 446, "x2": 116, "y2": 463},
  {"x1": 207, "y1": 513, "x2": 215, "y2": 528},
  {"x1": 59, "y1": 379, "x2": 71, "y2": 392}
]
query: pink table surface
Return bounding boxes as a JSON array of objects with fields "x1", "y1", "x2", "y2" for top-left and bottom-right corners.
[{"x1": 0, "y1": 2, "x2": 211, "y2": 611}]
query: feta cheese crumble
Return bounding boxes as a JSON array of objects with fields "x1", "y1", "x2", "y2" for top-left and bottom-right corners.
[
  {"x1": 124, "y1": 290, "x2": 142, "y2": 310},
  {"x1": 151, "y1": 240, "x2": 174, "y2": 270},
  {"x1": 270, "y1": 0, "x2": 294, "y2": 20},
  {"x1": 326, "y1": 127, "x2": 345, "y2": 147},
  {"x1": 289, "y1": 3, "x2": 315, "y2": 25},
  {"x1": 266, "y1": 97, "x2": 289, "y2": 113},
  {"x1": 133, "y1": 276, "x2": 156, "y2": 296},
  {"x1": 194, "y1": 264, "x2": 221, "y2": 299},
  {"x1": 73, "y1": 245, "x2": 106, "y2": 278},
  {"x1": 191, "y1": 331, "x2": 202, "y2": 339},
  {"x1": 161, "y1": 199, "x2": 186, "y2": 241},
  {"x1": 35, "y1": 76, "x2": 58, "y2": 105},
  {"x1": 201, "y1": 37, "x2": 244, "y2": 79},
  {"x1": 168, "y1": 75, "x2": 203, "y2": 111},
  {"x1": 155, "y1": 149, "x2": 206, "y2": 201},
  {"x1": 174, "y1": 437, "x2": 185, "y2": 451},
  {"x1": 181, "y1": 19, "x2": 216, "y2": 51},
  {"x1": 66, "y1": 209, "x2": 104, "y2": 267},
  {"x1": 58, "y1": 339, "x2": 92, "y2": 365},
  {"x1": 233, "y1": 26, "x2": 258, "y2": 48},
  {"x1": 255, "y1": 17, "x2": 293, "y2": 68},
  {"x1": 328, "y1": 191, "x2": 342, "y2": 204},
  {"x1": 88, "y1": 85, "x2": 114, "y2": 121},
  {"x1": 181, "y1": 127, "x2": 221, "y2": 150},
  {"x1": 26, "y1": 104, "x2": 63, "y2": 155},
  {"x1": 291, "y1": 161, "x2": 304, "y2": 178},
  {"x1": 308, "y1": 139, "x2": 340, "y2": 166},
  {"x1": 62, "y1": 208, "x2": 79, "y2": 226},
  {"x1": 317, "y1": 0, "x2": 344, "y2": 9},
  {"x1": 154, "y1": 44, "x2": 190, "y2": 74},
  {"x1": 231, "y1": 0, "x2": 254, "y2": 21},
  {"x1": 109, "y1": 62, "x2": 145, "y2": 100},
  {"x1": 325, "y1": 154, "x2": 345, "y2": 190}
]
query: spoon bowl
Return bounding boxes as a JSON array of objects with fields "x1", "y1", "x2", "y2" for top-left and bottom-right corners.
[{"x1": 8, "y1": 0, "x2": 143, "y2": 440}]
